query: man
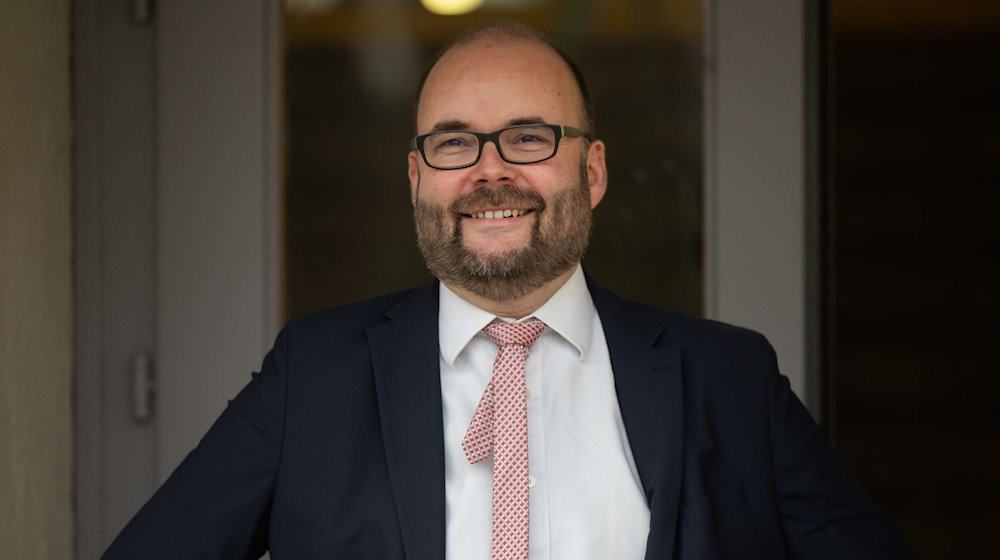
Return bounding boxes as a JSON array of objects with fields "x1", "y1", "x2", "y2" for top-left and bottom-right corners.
[{"x1": 105, "y1": 22, "x2": 914, "y2": 560}]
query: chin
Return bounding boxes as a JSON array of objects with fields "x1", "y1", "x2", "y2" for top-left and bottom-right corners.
[
  {"x1": 463, "y1": 228, "x2": 532, "y2": 250},
  {"x1": 470, "y1": 239, "x2": 527, "y2": 252},
  {"x1": 461, "y1": 241, "x2": 528, "y2": 270}
]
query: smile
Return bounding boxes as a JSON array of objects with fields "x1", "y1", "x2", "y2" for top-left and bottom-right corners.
[{"x1": 461, "y1": 209, "x2": 534, "y2": 220}]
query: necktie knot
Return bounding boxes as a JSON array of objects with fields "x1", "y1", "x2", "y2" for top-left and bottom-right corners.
[{"x1": 482, "y1": 317, "x2": 546, "y2": 349}]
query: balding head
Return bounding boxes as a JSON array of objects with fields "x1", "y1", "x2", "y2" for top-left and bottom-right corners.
[{"x1": 413, "y1": 21, "x2": 595, "y2": 137}]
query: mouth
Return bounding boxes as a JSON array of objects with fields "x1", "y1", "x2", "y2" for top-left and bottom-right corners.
[{"x1": 460, "y1": 208, "x2": 536, "y2": 220}]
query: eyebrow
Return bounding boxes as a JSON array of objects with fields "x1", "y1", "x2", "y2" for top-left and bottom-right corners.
[
  {"x1": 428, "y1": 116, "x2": 549, "y2": 133},
  {"x1": 430, "y1": 120, "x2": 471, "y2": 132},
  {"x1": 506, "y1": 116, "x2": 547, "y2": 127}
]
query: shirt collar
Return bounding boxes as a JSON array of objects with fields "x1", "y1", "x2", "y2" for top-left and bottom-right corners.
[
  {"x1": 438, "y1": 264, "x2": 594, "y2": 366},
  {"x1": 438, "y1": 282, "x2": 497, "y2": 367}
]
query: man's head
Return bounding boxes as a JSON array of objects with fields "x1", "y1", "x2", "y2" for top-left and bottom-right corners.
[{"x1": 408, "y1": 22, "x2": 607, "y2": 302}]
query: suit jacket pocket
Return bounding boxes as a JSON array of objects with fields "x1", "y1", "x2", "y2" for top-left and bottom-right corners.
[{"x1": 680, "y1": 480, "x2": 748, "y2": 530}]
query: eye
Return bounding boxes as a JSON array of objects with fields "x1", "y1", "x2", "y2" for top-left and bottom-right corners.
[
  {"x1": 430, "y1": 133, "x2": 474, "y2": 152},
  {"x1": 511, "y1": 133, "x2": 550, "y2": 144}
]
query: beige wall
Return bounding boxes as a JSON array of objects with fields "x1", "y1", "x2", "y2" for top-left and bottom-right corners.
[{"x1": 0, "y1": 0, "x2": 74, "y2": 558}]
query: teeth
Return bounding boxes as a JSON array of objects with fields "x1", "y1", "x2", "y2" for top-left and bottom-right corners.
[{"x1": 469, "y1": 209, "x2": 529, "y2": 219}]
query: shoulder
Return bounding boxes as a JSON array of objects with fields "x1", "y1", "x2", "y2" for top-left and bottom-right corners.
[
  {"x1": 591, "y1": 280, "x2": 772, "y2": 355},
  {"x1": 280, "y1": 283, "x2": 434, "y2": 351},
  {"x1": 589, "y1": 280, "x2": 776, "y2": 388}
]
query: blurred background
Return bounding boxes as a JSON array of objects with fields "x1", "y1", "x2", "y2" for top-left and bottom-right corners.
[{"x1": 1, "y1": 0, "x2": 997, "y2": 558}]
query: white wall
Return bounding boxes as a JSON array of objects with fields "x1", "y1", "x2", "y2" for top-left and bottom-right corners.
[{"x1": 704, "y1": 0, "x2": 813, "y2": 409}]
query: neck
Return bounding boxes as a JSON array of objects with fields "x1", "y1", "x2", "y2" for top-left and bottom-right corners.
[{"x1": 444, "y1": 265, "x2": 578, "y2": 319}]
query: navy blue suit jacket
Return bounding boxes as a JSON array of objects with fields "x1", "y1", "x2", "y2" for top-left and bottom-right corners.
[{"x1": 104, "y1": 278, "x2": 914, "y2": 559}]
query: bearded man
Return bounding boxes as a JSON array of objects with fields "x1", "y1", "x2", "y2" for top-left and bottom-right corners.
[{"x1": 104, "y1": 21, "x2": 914, "y2": 560}]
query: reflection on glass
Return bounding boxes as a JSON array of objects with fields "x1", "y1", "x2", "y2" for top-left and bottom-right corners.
[{"x1": 284, "y1": 0, "x2": 703, "y2": 320}]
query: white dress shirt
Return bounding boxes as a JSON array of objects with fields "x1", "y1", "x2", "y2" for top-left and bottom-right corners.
[{"x1": 439, "y1": 265, "x2": 651, "y2": 559}]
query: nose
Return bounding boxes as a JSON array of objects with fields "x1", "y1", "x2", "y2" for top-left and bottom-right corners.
[{"x1": 471, "y1": 139, "x2": 517, "y2": 185}]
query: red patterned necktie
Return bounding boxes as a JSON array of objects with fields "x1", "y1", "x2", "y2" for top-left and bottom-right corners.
[{"x1": 462, "y1": 318, "x2": 546, "y2": 560}]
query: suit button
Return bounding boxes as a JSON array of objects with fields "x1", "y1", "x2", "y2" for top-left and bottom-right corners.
[{"x1": 528, "y1": 475, "x2": 536, "y2": 488}]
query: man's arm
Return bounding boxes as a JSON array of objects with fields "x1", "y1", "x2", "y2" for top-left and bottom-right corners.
[
  {"x1": 102, "y1": 327, "x2": 289, "y2": 559},
  {"x1": 764, "y1": 342, "x2": 916, "y2": 559}
]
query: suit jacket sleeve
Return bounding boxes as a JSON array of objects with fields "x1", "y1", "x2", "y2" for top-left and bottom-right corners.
[
  {"x1": 764, "y1": 342, "x2": 916, "y2": 559},
  {"x1": 102, "y1": 326, "x2": 289, "y2": 559}
]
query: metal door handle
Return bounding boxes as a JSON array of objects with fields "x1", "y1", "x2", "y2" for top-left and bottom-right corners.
[{"x1": 131, "y1": 352, "x2": 155, "y2": 424}]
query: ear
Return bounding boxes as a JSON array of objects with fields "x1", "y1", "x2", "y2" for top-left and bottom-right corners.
[
  {"x1": 407, "y1": 150, "x2": 420, "y2": 206},
  {"x1": 585, "y1": 140, "x2": 607, "y2": 209}
]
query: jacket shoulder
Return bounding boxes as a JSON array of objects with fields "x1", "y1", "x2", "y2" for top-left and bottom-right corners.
[
  {"x1": 593, "y1": 285, "x2": 777, "y2": 389},
  {"x1": 282, "y1": 284, "x2": 432, "y2": 347},
  {"x1": 595, "y1": 284, "x2": 772, "y2": 354},
  {"x1": 650, "y1": 302, "x2": 770, "y2": 356}
]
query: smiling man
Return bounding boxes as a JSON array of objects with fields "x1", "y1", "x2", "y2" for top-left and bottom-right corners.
[
  {"x1": 409, "y1": 32, "x2": 603, "y2": 315},
  {"x1": 104, "y1": 21, "x2": 914, "y2": 560}
]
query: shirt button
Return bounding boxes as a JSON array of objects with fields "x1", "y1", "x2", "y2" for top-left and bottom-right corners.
[
  {"x1": 525, "y1": 388, "x2": 532, "y2": 399},
  {"x1": 528, "y1": 475, "x2": 536, "y2": 488}
]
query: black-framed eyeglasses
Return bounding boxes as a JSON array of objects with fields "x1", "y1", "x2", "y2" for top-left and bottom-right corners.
[{"x1": 411, "y1": 124, "x2": 591, "y2": 170}]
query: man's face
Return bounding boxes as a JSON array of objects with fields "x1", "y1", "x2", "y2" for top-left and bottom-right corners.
[{"x1": 408, "y1": 39, "x2": 607, "y2": 301}]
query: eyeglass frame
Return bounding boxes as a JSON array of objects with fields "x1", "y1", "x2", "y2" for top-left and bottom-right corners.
[{"x1": 411, "y1": 123, "x2": 592, "y2": 170}]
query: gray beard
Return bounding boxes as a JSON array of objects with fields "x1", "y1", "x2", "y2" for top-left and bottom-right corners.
[{"x1": 413, "y1": 164, "x2": 591, "y2": 302}]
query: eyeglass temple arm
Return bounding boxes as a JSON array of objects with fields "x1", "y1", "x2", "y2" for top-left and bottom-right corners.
[{"x1": 562, "y1": 125, "x2": 591, "y2": 140}]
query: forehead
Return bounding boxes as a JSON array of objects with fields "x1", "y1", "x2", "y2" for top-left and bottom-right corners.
[{"x1": 417, "y1": 39, "x2": 582, "y2": 133}]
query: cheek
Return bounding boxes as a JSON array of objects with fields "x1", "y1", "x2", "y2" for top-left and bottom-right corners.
[
  {"x1": 529, "y1": 162, "x2": 578, "y2": 195},
  {"x1": 419, "y1": 171, "x2": 466, "y2": 204}
]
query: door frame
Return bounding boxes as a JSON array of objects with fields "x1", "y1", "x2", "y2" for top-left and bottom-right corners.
[
  {"x1": 702, "y1": 0, "x2": 820, "y2": 414},
  {"x1": 73, "y1": 0, "x2": 282, "y2": 557},
  {"x1": 154, "y1": 0, "x2": 283, "y2": 482}
]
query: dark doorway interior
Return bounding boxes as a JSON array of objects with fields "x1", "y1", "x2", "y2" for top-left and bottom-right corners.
[{"x1": 826, "y1": 4, "x2": 1000, "y2": 557}]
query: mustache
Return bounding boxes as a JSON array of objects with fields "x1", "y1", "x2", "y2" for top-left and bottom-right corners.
[{"x1": 449, "y1": 185, "x2": 546, "y2": 215}]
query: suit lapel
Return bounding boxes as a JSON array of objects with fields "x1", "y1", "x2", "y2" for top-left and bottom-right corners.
[
  {"x1": 589, "y1": 278, "x2": 684, "y2": 560},
  {"x1": 367, "y1": 283, "x2": 446, "y2": 560}
]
